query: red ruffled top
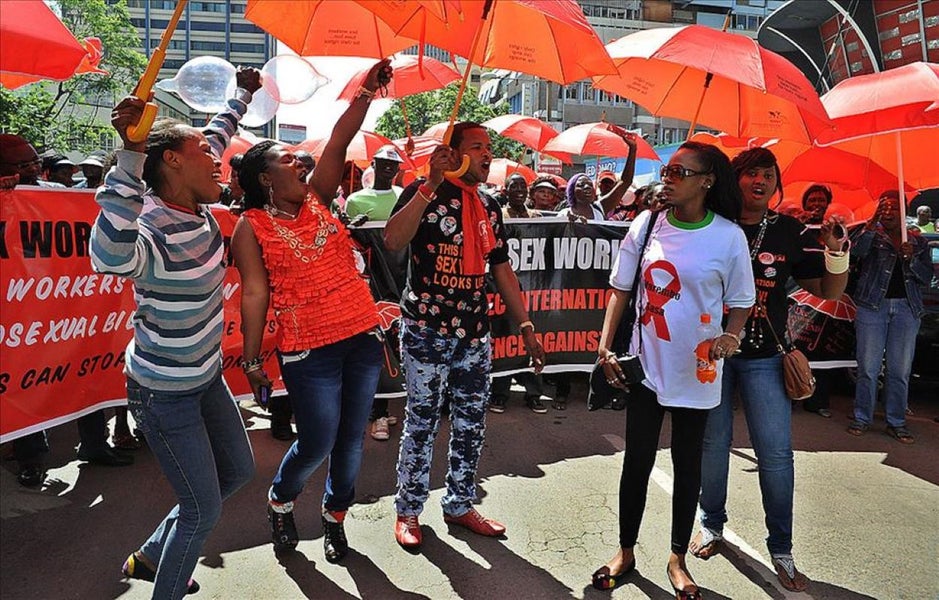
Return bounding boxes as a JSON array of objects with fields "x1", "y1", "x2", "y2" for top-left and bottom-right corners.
[{"x1": 244, "y1": 199, "x2": 378, "y2": 352}]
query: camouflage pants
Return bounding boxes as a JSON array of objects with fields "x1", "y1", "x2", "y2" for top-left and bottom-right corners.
[{"x1": 394, "y1": 318, "x2": 490, "y2": 517}]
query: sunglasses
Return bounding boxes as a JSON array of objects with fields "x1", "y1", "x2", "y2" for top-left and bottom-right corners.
[{"x1": 660, "y1": 164, "x2": 710, "y2": 181}]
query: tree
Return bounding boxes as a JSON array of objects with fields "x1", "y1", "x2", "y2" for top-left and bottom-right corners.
[
  {"x1": 376, "y1": 83, "x2": 524, "y2": 160},
  {"x1": 0, "y1": 0, "x2": 146, "y2": 153}
]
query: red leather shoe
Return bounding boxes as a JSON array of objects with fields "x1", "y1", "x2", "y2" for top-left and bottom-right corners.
[
  {"x1": 443, "y1": 509, "x2": 506, "y2": 537},
  {"x1": 394, "y1": 514, "x2": 422, "y2": 548}
]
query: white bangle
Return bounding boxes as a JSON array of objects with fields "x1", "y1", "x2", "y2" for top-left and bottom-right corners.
[
  {"x1": 719, "y1": 331, "x2": 741, "y2": 345},
  {"x1": 519, "y1": 320, "x2": 534, "y2": 333},
  {"x1": 824, "y1": 248, "x2": 850, "y2": 274}
]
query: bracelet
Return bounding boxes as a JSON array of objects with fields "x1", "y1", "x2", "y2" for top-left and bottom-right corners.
[
  {"x1": 355, "y1": 86, "x2": 375, "y2": 101},
  {"x1": 719, "y1": 331, "x2": 741, "y2": 345},
  {"x1": 417, "y1": 183, "x2": 436, "y2": 203},
  {"x1": 519, "y1": 320, "x2": 535, "y2": 333},
  {"x1": 824, "y1": 248, "x2": 850, "y2": 274},
  {"x1": 242, "y1": 356, "x2": 263, "y2": 373}
]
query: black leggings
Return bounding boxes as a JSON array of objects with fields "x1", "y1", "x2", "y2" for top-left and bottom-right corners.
[{"x1": 618, "y1": 384, "x2": 709, "y2": 554}]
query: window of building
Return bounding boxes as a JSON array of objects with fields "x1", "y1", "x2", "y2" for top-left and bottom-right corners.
[
  {"x1": 901, "y1": 32, "x2": 922, "y2": 46},
  {"x1": 565, "y1": 84, "x2": 580, "y2": 101},
  {"x1": 879, "y1": 27, "x2": 900, "y2": 41},
  {"x1": 898, "y1": 9, "x2": 920, "y2": 24}
]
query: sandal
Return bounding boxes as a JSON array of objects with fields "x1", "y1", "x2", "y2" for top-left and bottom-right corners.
[
  {"x1": 885, "y1": 425, "x2": 914, "y2": 444},
  {"x1": 846, "y1": 421, "x2": 869, "y2": 436},
  {"x1": 122, "y1": 552, "x2": 200, "y2": 595},
  {"x1": 771, "y1": 554, "x2": 809, "y2": 592},
  {"x1": 591, "y1": 558, "x2": 635, "y2": 591},
  {"x1": 689, "y1": 527, "x2": 722, "y2": 560},
  {"x1": 112, "y1": 432, "x2": 142, "y2": 451}
]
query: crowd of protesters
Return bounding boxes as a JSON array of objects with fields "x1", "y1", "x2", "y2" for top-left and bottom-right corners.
[{"x1": 3, "y1": 55, "x2": 935, "y2": 600}]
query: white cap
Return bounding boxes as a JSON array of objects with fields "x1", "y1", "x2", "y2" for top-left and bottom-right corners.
[{"x1": 372, "y1": 144, "x2": 404, "y2": 163}]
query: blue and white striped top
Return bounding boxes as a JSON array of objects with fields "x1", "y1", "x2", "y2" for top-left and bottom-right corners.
[{"x1": 90, "y1": 92, "x2": 249, "y2": 392}]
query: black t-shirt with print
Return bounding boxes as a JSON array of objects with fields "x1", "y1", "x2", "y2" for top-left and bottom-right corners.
[
  {"x1": 392, "y1": 179, "x2": 510, "y2": 339},
  {"x1": 736, "y1": 212, "x2": 824, "y2": 358}
]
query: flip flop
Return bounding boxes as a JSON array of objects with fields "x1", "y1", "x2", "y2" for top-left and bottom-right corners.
[
  {"x1": 689, "y1": 528, "x2": 722, "y2": 560},
  {"x1": 771, "y1": 554, "x2": 809, "y2": 592}
]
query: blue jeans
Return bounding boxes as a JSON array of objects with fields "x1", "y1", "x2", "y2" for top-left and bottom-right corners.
[
  {"x1": 127, "y1": 374, "x2": 255, "y2": 600},
  {"x1": 699, "y1": 354, "x2": 795, "y2": 556},
  {"x1": 394, "y1": 318, "x2": 490, "y2": 517},
  {"x1": 270, "y1": 330, "x2": 383, "y2": 511},
  {"x1": 854, "y1": 300, "x2": 920, "y2": 428}
]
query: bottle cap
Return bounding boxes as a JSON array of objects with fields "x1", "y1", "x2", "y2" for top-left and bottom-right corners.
[{"x1": 700, "y1": 313, "x2": 711, "y2": 324}]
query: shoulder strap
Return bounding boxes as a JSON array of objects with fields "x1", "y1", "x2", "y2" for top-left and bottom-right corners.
[{"x1": 628, "y1": 210, "x2": 659, "y2": 353}]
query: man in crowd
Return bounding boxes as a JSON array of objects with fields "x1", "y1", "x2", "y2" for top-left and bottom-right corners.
[
  {"x1": 345, "y1": 144, "x2": 404, "y2": 222},
  {"x1": 1, "y1": 134, "x2": 134, "y2": 487},
  {"x1": 41, "y1": 154, "x2": 77, "y2": 187},
  {"x1": 76, "y1": 152, "x2": 107, "y2": 189},
  {"x1": 915, "y1": 205, "x2": 935, "y2": 232},
  {"x1": 384, "y1": 122, "x2": 546, "y2": 549},
  {"x1": 596, "y1": 170, "x2": 617, "y2": 197}
]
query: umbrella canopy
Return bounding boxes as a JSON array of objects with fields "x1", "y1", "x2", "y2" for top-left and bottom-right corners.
[
  {"x1": 421, "y1": 121, "x2": 451, "y2": 141},
  {"x1": 1, "y1": 36, "x2": 107, "y2": 90},
  {"x1": 481, "y1": 114, "x2": 559, "y2": 154},
  {"x1": 781, "y1": 146, "x2": 917, "y2": 203},
  {"x1": 392, "y1": 135, "x2": 440, "y2": 170},
  {"x1": 244, "y1": 0, "x2": 417, "y2": 59},
  {"x1": 790, "y1": 289, "x2": 856, "y2": 321},
  {"x1": 337, "y1": 55, "x2": 460, "y2": 102},
  {"x1": 295, "y1": 131, "x2": 413, "y2": 168},
  {"x1": 365, "y1": 0, "x2": 617, "y2": 85},
  {"x1": 593, "y1": 25, "x2": 831, "y2": 143},
  {"x1": 541, "y1": 122, "x2": 660, "y2": 163},
  {"x1": 0, "y1": 0, "x2": 87, "y2": 86},
  {"x1": 487, "y1": 158, "x2": 536, "y2": 187}
]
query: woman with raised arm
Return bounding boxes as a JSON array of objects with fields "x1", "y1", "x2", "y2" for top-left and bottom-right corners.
[
  {"x1": 231, "y1": 59, "x2": 392, "y2": 564},
  {"x1": 92, "y1": 69, "x2": 261, "y2": 600}
]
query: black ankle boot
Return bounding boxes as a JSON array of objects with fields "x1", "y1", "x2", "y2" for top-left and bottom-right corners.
[
  {"x1": 322, "y1": 515, "x2": 348, "y2": 563},
  {"x1": 268, "y1": 504, "x2": 299, "y2": 552}
]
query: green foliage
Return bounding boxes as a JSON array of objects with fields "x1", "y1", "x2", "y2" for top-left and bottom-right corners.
[
  {"x1": 376, "y1": 83, "x2": 524, "y2": 160},
  {"x1": 0, "y1": 0, "x2": 146, "y2": 153}
]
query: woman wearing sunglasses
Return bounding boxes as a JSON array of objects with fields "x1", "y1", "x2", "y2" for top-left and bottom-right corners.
[
  {"x1": 592, "y1": 142, "x2": 755, "y2": 598},
  {"x1": 691, "y1": 147, "x2": 848, "y2": 592}
]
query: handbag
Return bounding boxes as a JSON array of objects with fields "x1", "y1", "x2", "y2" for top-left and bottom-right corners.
[
  {"x1": 588, "y1": 211, "x2": 659, "y2": 408},
  {"x1": 764, "y1": 311, "x2": 816, "y2": 400}
]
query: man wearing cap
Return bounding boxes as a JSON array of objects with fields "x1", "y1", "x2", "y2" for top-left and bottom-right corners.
[
  {"x1": 41, "y1": 154, "x2": 77, "y2": 187},
  {"x1": 345, "y1": 144, "x2": 404, "y2": 222},
  {"x1": 596, "y1": 170, "x2": 618, "y2": 197},
  {"x1": 76, "y1": 152, "x2": 108, "y2": 189}
]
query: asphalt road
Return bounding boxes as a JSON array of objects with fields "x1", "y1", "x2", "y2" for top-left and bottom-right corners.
[{"x1": 2, "y1": 375, "x2": 937, "y2": 599}]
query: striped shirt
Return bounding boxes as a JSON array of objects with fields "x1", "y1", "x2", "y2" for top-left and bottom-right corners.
[{"x1": 90, "y1": 92, "x2": 248, "y2": 392}]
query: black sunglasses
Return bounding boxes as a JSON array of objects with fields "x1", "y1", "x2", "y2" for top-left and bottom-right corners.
[{"x1": 660, "y1": 164, "x2": 710, "y2": 180}]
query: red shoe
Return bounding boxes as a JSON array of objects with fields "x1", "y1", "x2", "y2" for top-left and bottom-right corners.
[
  {"x1": 394, "y1": 514, "x2": 422, "y2": 548},
  {"x1": 443, "y1": 508, "x2": 506, "y2": 537}
]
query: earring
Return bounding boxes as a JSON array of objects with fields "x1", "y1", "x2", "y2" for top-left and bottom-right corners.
[{"x1": 268, "y1": 185, "x2": 275, "y2": 205}]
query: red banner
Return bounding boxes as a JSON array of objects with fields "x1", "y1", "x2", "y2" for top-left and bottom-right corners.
[{"x1": 0, "y1": 188, "x2": 281, "y2": 442}]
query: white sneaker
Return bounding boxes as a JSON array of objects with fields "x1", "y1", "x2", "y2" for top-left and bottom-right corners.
[{"x1": 370, "y1": 417, "x2": 390, "y2": 441}]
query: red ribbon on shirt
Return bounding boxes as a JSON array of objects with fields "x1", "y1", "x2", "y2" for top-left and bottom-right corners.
[{"x1": 641, "y1": 260, "x2": 681, "y2": 341}]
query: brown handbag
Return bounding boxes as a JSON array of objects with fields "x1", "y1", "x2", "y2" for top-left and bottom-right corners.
[{"x1": 765, "y1": 312, "x2": 816, "y2": 400}]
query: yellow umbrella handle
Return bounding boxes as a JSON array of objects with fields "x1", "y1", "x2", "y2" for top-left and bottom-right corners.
[
  {"x1": 127, "y1": 0, "x2": 188, "y2": 143},
  {"x1": 443, "y1": 0, "x2": 494, "y2": 178}
]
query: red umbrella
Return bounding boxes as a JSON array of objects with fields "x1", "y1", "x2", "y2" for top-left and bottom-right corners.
[
  {"x1": 391, "y1": 136, "x2": 440, "y2": 170},
  {"x1": 541, "y1": 122, "x2": 660, "y2": 163},
  {"x1": 593, "y1": 25, "x2": 831, "y2": 144},
  {"x1": 421, "y1": 121, "x2": 451, "y2": 141},
  {"x1": 0, "y1": 0, "x2": 87, "y2": 86},
  {"x1": 817, "y1": 62, "x2": 939, "y2": 241},
  {"x1": 790, "y1": 289, "x2": 856, "y2": 321},
  {"x1": 244, "y1": 0, "x2": 417, "y2": 59},
  {"x1": 337, "y1": 55, "x2": 459, "y2": 102},
  {"x1": 487, "y1": 158, "x2": 536, "y2": 187},
  {"x1": 295, "y1": 131, "x2": 414, "y2": 169},
  {"x1": 481, "y1": 114, "x2": 559, "y2": 154},
  {"x1": 1, "y1": 36, "x2": 107, "y2": 90}
]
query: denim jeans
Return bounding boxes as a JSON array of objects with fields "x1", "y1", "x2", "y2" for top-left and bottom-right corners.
[
  {"x1": 270, "y1": 330, "x2": 383, "y2": 512},
  {"x1": 127, "y1": 374, "x2": 255, "y2": 600},
  {"x1": 699, "y1": 354, "x2": 795, "y2": 556},
  {"x1": 854, "y1": 299, "x2": 921, "y2": 428},
  {"x1": 394, "y1": 318, "x2": 490, "y2": 517}
]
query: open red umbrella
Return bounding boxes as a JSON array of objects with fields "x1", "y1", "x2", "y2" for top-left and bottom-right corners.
[
  {"x1": 0, "y1": 0, "x2": 88, "y2": 87},
  {"x1": 245, "y1": 0, "x2": 417, "y2": 59},
  {"x1": 421, "y1": 121, "x2": 451, "y2": 141},
  {"x1": 336, "y1": 55, "x2": 460, "y2": 102},
  {"x1": 593, "y1": 25, "x2": 831, "y2": 144},
  {"x1": 391, "y1": 136, "x2": 440, "y2": 170},
  {"x1": 295, "y1": 131, "x2": 414, "y2": 169},
  {"x1": 541, "y1": 122, "x2": 660, "y2": 163},
  {"x1": 486, "y1": 158, "x2": 536, "y2": 187},
  {"x1": 817, "y1": 62, "x2": 939, "y2": 241},
  {"x1": 481, "y1": 114, "x2": 559, "y2": 155},
  {"x1": 1, "y1": 36, "x2": 108, "y2": 90}
]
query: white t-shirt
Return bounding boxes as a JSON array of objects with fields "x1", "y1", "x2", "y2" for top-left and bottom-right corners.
[{"x1": 610, "y1": 209, "x2": 755, "y2": 409}]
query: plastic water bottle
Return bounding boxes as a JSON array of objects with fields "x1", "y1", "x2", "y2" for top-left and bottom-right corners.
[{"x1": 695, "y1": 313, "x2": 720, "y2": 384}]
